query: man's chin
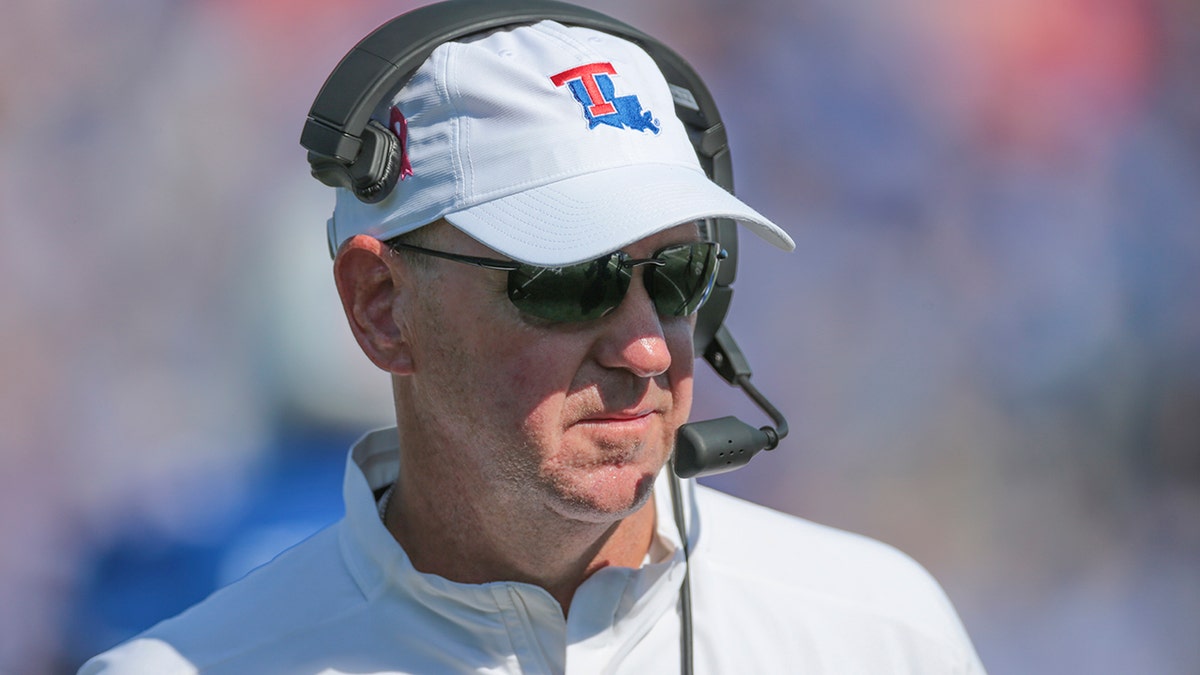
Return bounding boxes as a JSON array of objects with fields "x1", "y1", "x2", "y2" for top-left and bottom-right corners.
[{"x1": 544, "y1": 466, "x2": 660, "y2": 524}]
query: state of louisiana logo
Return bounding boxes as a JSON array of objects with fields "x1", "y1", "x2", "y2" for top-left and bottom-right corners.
[{"x1": 550, "y1": 62, "x2": 660, "y2": 134}]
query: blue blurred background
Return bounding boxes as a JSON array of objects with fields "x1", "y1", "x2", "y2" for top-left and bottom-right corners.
[{"x1": 2, "y1": 0, "x2": 1198, "y2": 673}]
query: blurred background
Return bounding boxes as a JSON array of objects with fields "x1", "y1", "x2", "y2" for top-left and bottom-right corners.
[{"x1": 2, "y1": 0, "x2": 1198, "y2": 672}]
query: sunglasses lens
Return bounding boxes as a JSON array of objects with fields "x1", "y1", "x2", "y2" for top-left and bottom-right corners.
[
  {"x1": 648, "y1": 243, "x2": 722, "y2": 317},
  {"x1": 508, "y1": 254, "x2": 631, "y2": 322},
  {"x1": 506, "y1": 243, "x2": 721, "y2": 323}
]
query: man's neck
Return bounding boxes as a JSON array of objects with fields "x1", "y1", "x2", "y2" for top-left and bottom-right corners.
[{"x1": 383, "y1": 455, "x2": 658, "y2": 614}]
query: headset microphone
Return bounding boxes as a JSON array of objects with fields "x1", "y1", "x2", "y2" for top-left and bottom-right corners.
[{"x1": 673, "y1": 325, "x2": 789, "y2": 479}]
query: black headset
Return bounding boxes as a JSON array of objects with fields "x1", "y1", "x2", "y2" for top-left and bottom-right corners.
[
  {"x1": 301, "y1": 3, "x2": 792, "y2": 671},
  {"x1": 301, "y1": 0, "x2": 788, "y2": 478}
]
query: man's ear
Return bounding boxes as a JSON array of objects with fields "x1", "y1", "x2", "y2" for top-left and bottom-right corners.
[{"x1": 333, "y1": 235, "x2": 415, "y2": 375}]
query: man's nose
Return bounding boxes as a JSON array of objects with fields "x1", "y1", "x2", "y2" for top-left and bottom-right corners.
[{"x1": 591, "y1": 272, "x2": 673, "y2": 378}]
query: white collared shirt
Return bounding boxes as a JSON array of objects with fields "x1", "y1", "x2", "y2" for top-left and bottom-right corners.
[{"x1": 81, "y1": 428, "x2": 986, "y2": 674}]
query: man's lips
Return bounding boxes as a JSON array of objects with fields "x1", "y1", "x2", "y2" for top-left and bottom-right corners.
[{"x1": 577, "y1": 409, "x2": 656, "y2": 424}]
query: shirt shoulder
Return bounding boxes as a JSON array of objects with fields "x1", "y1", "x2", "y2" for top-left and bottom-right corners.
[
  {"x1": 692, "y1": 485, "x2": 944, "y2": 606},
  {"x1": 78, "y1": 524, "x2": 364, "y2": 674},
  {"x1": 688, "y1": 484, "x2": 986, "y2": 673}
]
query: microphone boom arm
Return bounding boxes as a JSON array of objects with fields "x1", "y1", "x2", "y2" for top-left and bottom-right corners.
[{"x1": 673, "y1": 325, "x2": 790, "y2": 478}]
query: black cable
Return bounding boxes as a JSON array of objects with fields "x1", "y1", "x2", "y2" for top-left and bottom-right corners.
[{"x1": 668, "y1": 470, "x2": 694, "y2": 675}]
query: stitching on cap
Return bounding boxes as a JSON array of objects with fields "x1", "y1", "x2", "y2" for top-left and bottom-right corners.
[
  {"x1": 527, "y1": 20, "x2": 594, "y2": 62},
  {"x1": 439, "y1": 46, "x2": 467, "y2": 205}
]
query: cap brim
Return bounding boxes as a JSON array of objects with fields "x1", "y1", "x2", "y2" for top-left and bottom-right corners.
[{"x1": 442, "y1": 164, "x2": 795, "y2": 266}]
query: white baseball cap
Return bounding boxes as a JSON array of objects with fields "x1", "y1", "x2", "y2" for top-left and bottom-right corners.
[{"x1": 329, "y1": 20, "x2": 795, "y2": 265}]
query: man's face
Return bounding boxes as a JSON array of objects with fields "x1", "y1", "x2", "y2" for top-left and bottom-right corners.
[{"x1": 397, "y1": 223, "x2": 699, "y2": 523}]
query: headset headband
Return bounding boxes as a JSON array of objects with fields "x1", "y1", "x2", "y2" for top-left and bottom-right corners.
[{"x1": 300, "y1": 0, "x2": 739, "y2": 358}]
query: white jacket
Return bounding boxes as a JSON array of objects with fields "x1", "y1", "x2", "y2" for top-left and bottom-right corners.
[{"x1": 81, "y1": 428, "x2": 985, "y2": 674}]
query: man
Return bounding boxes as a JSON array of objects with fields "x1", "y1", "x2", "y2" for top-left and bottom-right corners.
[{"x1": 82, "y1": 10, "x2": 985, "y2": 674}]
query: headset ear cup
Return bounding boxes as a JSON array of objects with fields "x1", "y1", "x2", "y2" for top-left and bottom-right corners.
[{"x1": 352, "y1": 119, "x2": 402, "y2": 203}]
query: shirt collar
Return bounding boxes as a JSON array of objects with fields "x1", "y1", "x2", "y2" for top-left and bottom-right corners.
[{"x1": 337, "y1": 427, "x2": 689, "y2": 608}]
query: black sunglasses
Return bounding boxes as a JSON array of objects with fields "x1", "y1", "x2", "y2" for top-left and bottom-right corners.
[{"x1": 387, "y1": 239, "x2": 726, "y2": 323}]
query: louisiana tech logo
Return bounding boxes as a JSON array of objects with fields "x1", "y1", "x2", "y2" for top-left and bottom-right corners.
[{"x1": 550, "y1": 62, "x2": 660, "y2": 134}]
